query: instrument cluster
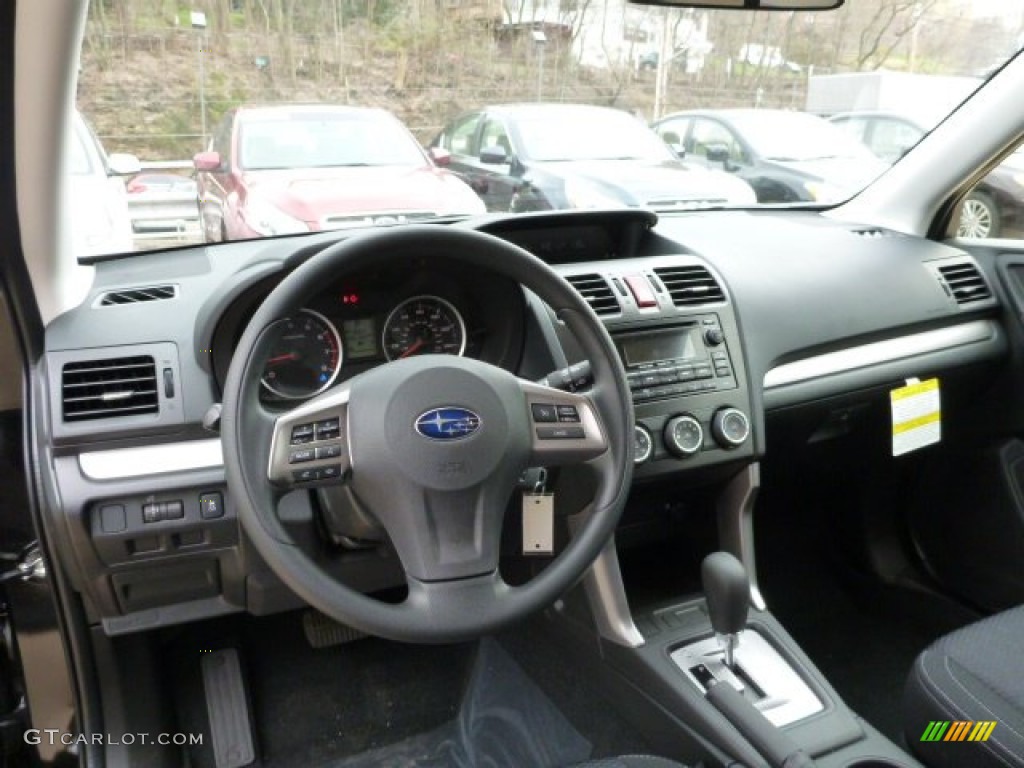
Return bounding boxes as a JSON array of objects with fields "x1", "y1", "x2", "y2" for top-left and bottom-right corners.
[{"x1": 214, "y1": 257, "x2": 526, "y2": 405}]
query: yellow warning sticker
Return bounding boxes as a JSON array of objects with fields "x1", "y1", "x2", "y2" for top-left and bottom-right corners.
[{"x1": 891, "y1": 378, "x2": 941, "y2": 456}]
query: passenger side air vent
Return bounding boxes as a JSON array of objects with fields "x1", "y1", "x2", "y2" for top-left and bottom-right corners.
[
  {"x1": 566, "y1": 274, "x2": 620, "y2": 316},
  {"x1": 937, "y1": 262, "x2": 992, "y2": 306},
  {"x1": 98, "y1": 285, "x2": 177, "y2": 306},
  {"x1": 61, "y1": 356, "x2": 159, "y2": 422},
  {"x1": 654, "y1": 265, "x2": 725, "y2": 306}
]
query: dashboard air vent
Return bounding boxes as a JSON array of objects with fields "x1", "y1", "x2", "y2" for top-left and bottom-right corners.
[
  {"x1": 61, "y1": 356, "x2": 159, "y2": 422},
  {"x1": 566, "y1": 274, "x2": 620, "y2": 315},
  {"x1": 654, "y1": 266, "x2": 725, "y2": 306},
  {"x1": 98, "y1": 285, "x2": 177, "y2": 306},
  {"x1": 937, "y1": 262, "x2": 991, "y2": 306}
]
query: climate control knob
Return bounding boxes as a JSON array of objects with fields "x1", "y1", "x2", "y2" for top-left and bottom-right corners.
[
  {"x1": 711, "y1": 407, "x2": 751, "y2": 449},
  {"x1": 634, "y1": 425, "x2": 654, "y2": 465},
  {"x1": 664, "y1": 415, "x2": 704, "y2": 458}
]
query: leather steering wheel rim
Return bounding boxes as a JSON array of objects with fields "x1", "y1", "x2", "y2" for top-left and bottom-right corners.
[{"x1": 221, "y1": 225, "x2": 634, "y2": 643}]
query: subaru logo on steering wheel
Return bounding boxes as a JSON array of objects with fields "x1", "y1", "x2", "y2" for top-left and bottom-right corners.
[{"x1": 414, "y1": 407, "x2": 481, "y2": 441}]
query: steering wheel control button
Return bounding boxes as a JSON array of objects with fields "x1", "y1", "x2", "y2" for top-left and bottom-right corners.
[
  {"x1": 315, "y1": 418, "x2": 340, "y2": 439},
  {"x1": 531, "y1": 403, "x2": 558, "y2": 422},
  {"x1": 556, "y1": 405, "x2": 580, "y2": 422},
  {"x1": 289, "y1": 447, "x2": 315, "y2": 464},
  {"x1": 634, "y1": 425, "x2": 653, "y2": 464},
  {"x1": 664, "y1": 414, "x2": 704, "y2": 458},
  {"x1": 712, "y1": 408, "x2": 751, "y2": 449},
  {"x1": 537, "y1": 425, "x2": 586, "y2": 440},
  {"x1": 315, "y1": 443, "x2": 342, "y2": 460},
  {"x1": 292, "y1": 467, "x2": 319, "y2": 484},
  {"x1": 199, "y1": 493, "x2": 224, "y2": 520},
  {"x1": 290, "y1": 423, "x2": 315, "y2": 444}
]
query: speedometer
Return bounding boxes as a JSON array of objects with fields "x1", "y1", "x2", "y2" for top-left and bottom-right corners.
[
  {"x1": 382, "y1": 295, "x2": 467, "y2": 361},
  {"x1": 261, "y1": 309, "x2": 343, "y2": 399}
]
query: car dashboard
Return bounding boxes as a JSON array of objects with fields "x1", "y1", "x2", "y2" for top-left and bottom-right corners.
[{"x1": 36, "y1": 208, "x2": 1005, "y2": 633}]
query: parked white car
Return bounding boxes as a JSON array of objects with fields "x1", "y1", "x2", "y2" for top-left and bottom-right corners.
[{"x1": 69, "y1": 110, "x2": 139, "y2": 258}]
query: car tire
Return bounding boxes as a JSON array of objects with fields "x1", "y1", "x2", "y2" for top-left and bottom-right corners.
[{"x1": 958, "y1": 191, "x2": 1001, "y2": 238}]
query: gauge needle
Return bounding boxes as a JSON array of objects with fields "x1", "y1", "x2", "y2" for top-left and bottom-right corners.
[
  {"x1": 399, "y1": 339, "x2": 425, "y2": 359},
  {"x1": 267, "y1": 353, "x2": 299, "y2": 365}
]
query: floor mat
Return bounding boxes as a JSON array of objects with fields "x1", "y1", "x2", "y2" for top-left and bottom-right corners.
[{"x1": 328, "y1": 637, "x2": 592, "y2": 768}]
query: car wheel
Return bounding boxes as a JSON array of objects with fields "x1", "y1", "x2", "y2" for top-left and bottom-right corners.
[{"x1": 958, "y1": 191, "x2": 1001, "y2": 238}]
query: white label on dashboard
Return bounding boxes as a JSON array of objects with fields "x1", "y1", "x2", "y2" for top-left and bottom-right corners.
[{"x1": 891, "y1": 377, "x2": 941, "y2": 456}]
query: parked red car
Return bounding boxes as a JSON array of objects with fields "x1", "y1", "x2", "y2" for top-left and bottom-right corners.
[{"x1": 193, "y1": 105, "x2": 485, "y2": 241}]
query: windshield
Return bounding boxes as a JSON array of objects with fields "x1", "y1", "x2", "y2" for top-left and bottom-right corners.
[
  {"x1": 238, "y1": 112, "x2": 427, "y2": 170},
  {"x1": 727, "y1": 112, "x2": 875, "y2": 162},
  {"x1": 515, "y1": 111, "x2": 675, "y2": 162},
  {"x1": 73, "y1": 0, "x2": 1022, "y2": 259}
]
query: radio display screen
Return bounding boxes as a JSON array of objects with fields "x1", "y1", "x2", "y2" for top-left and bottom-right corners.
[{"x1": 620, "y1": 328, "x2": 702, "y2": 366}]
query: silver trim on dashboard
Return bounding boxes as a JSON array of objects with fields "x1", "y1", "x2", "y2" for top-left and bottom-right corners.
[
  {"x1": 79, "y1": 439, "x2": 224, "y2": 480},
  {"x1": 763, "y1": 320, "x2": 998, "y2": 389}
]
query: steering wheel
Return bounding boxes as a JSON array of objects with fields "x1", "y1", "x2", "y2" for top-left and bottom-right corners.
[{"x1": 221, "y1": 226, "x2": 634, "y2": 643}]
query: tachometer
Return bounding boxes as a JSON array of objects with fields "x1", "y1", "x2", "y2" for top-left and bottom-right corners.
[
  {"x1": 382, "y1": 295, "x2": 467, "y2": 361},
  {"x1": 261, "y1": 309, "x2": 343, "y2": 399}
]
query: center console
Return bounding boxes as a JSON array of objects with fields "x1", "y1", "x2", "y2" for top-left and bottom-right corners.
[
  {"x1": 553, "y1": 256, "x2": 919, "y2": 768},
  {"x1": 557, "y1": 255, "x2": 756, "y2": 479}
]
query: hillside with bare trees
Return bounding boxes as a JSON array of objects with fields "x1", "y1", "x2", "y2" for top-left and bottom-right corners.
[{"x1": 78, "y1": 0, "x2": 1020, "y2": 160}]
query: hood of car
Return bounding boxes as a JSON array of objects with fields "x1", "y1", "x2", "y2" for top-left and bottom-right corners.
[
  {"x1": 536, "y1": 159, "x2": 756, "y2": 206},
  {"x1": 244, "y1": 165, "x2": 484, "y2": 226},
  {"x1": 760, "y1": 156, "x2": 887, "y2": 189}
]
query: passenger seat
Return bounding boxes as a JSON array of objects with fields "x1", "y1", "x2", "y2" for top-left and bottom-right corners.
[{"x1": 904, "y1": 605, "x2": 1024, "y2": 767}]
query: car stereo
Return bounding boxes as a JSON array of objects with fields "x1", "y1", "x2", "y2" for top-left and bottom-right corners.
[{"x1": 614, "y1": 315, "x2": 737, "y2": 403}]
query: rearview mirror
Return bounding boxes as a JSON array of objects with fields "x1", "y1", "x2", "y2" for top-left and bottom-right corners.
[
  {"x1": 661, "y1": 131, "x2": 685, "y2": 158},
  {"x1": 429, "y1": 147, "x2": 452, "y2": 167},
  {"x1": 627, "y1": 0, "x2": 841, "y2": 8},
  {"x1": 480, "y1": 145, "x2": 509, "y2": 166},
  {"x1": 193, "y1": 151, "x2": 223, "y2": 172},
  {"x1": 107, "y1": 153, "x2": 142, "y2": 176},
  {"x1": 706, "y1": 145, "x2": 731, "y2": 164}
]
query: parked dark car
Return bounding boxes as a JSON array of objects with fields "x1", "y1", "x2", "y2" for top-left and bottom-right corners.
[
  {"x1": 193, "y1": 105, "x2": 484, "y2": 242},
  {"x1": 651, "y1": 108, "x2": 888, "y2": 204},
  {"x1": 431, "y1": 103, "x2": 756, "y2": 213},
  {"x1": 829, "y1": 111, "x2": 1024, "y2": 238}
]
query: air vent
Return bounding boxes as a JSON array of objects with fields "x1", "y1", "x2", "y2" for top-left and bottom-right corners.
[
  {"x1": 98, "y1": 285, "x2": 177, "y2": 306},
  {"x1": 937, "y1": 262, "x2": 992, "y2": 306},
  {"x1": 654, "y1": 265, "x2": 725, "y2": 306},
  {"x1": 62, "y1": 356, "x2": 159, "y2": 422},
  {"x1": 566, "y1": 274, "x2": 620, "y2": 316}
]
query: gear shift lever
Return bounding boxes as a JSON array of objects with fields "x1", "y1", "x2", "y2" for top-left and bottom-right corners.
[{"x1": 702, "y1": 551, "x2": 749, "y2": 668}]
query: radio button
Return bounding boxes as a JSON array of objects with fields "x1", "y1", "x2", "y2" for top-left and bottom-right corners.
[
  {"x1": 638, "y1": 373, "x2": 660, "y2": 388},
  {"x1": 657, "y1": 371, "x2": 679, "y2": 385},
  {"x1": 705, "y1": 328, "x2": 725, "y2": 346},
  {"x1": 715, "y1": 366, "x2": 732, "y2": 377},
  {"x1": 677, "y1": 366, "x2": 696, "y2": 381},
  {"x1": 695, "y1": 365, "x2": 714, "y2": 379}
]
